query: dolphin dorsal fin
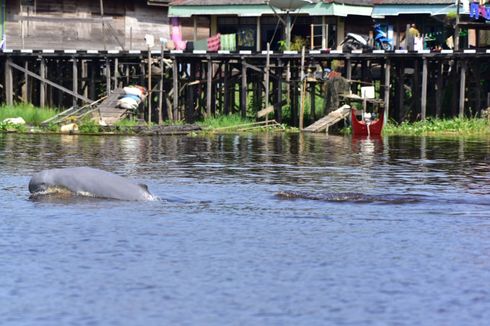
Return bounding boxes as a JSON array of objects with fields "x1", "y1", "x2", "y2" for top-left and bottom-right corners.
[{"x1": 139, "y1": 183, "x2": 149, "y2": 191}]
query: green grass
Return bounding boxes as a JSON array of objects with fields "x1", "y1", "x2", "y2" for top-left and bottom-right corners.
[
  {"x1": 383, "y1": 118, "x2": 490, "y2": 136},
  {"x1": 197, "y1": 114, "x2": 254, "y2": 130},
  {"x1": 0, "y1": 104, "x2": 58, "y2": 126}
]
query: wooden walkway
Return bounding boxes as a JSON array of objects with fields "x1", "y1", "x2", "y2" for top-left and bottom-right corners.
[
  {"x1": 304, "y1": 104, "x2": 351, "y2": 133},
  {"x1": 97, "y1": 88, "x2": 128, "y2": 125}
]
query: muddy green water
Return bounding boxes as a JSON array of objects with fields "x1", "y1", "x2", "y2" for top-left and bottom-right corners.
[{"x1": 1, "y1": 133, "x2": 490, "y2": 325}]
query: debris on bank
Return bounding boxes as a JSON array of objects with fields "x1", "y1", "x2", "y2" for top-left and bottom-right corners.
[{"x1": 99, "y1": 124, "x2": 201, "y2": 135}]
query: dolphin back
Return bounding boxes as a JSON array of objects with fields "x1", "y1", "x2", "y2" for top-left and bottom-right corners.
[{"x1": 30, "y1": 167, "x2": 154, "y2": 201}]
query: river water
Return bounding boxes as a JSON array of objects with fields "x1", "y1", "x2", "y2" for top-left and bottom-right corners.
[{"x1": 1, "y1": 133, "x2": 490, "y2": 325}]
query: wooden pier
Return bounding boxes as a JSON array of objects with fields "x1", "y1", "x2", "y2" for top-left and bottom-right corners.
[{"x1": 1, "y1": 48, "x2": 490, "y2": 127}]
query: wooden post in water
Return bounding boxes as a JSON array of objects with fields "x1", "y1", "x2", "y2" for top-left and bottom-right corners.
[
  {"x1": 172, "y1": 57, "x2": 178, "y2": 121},
  {"x1": 397, "y1": 60, "x2": 404, "y2": 121},
  {"x1": 147, "y1": 48, "x2": 152, "y2": 124},
  {"x1": 158, "y1": 42, "x2": 164, "y2": 124},
  {"x1": 276, "y1": 59, "x2": 283, "y2": 123},
  {"x1": 383, "y1": 59, "x2": 391, "y2": 126},
  {"x1": 206, "y1": 56, "x2": 212, "y2": 117},
  {"x1": 114, "y1": 58, "x2": 119, "y2": 90},
  {"x1": 421, "y1": 57, "x2": 428, "y2": 120},
  {"x1": 435, "y1": 61, "x2": 443, "y2": 118},
  {"x1": 23, "y1": 61, "x2": 29, "y2": 103},
  {"x1": 413, "y1": 58, "x2": 421, "y2": 117},
  {"x1": 299, "y1": 46, "x2": 306, "y2": 130},
  {"x1": 224, "y1": 61, "x2": 230, "y2": 115},
  {"x1": 241, "y1": 58, "x2": 247, "y2": 118},
  {"x1": 72, "y1": 56, "x2": 78, "y2": 107},
  {"x1": 40, "y1": 57, "x2": 46, "y2": 107},
  {"x1": 474, "y1": 61, "x2": 481, "y2": 113},
  {"x1": 264, "y1": 43, "x2": 271, "y2": 124},
  {"x1": 310, "y1": 82, "x2": 316, "y2": 121},
  {"x1": 105, "y1": 57, "x2": 111, "y2": 96},
  {"x1": 459, "y1": 61, "x2": 466, "y2": 118},
  {"x1": 5, "y1": 57, "x2": 13, "y2": 105}
]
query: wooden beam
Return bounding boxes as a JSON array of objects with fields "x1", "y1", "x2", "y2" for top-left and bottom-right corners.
[
  {"x1": 243, "y1": 62, "x2": 263, "y2": 74},
  {"x1": 5, "y1": 58, "x2": 13, "y2": 105},
  {"x1": 421, "y1": 57, "x2": 428, "y2": 120},
  {"x1": 346, "y1": 58, "x2": 352, "y2": 81},
  {"x1": 7, "y1": 60, "x2": 93, "y2": 103},
  {"x1": 105, "y1": 57, "x2": 111, "y2": 95},
  {"x1": 158, "y1": 42, "x2": 164, "y2": 124},
  {"x1": 173, "y1": 58, "x2": 179, "y2": 121},
  {"x1": 241, "y1": 59, "x2": 247, "y2": 118},
  {"x1": 383, "y1": 59, "x2": 391, "y2": 126},
  {"x1": 40, "y1": 57, "x2": 46, "y2": 107},
  {"x1": 435, "y1": 61, "x2": 443, "y2": 118},
  {"x1": 72, "y1": 57, "x2": 78, "y2": 107},
  {"x1": 299, "y1": 46, "x2": 306, "y2": 130},
  {"x1": 459, "y1": 61, "x2": 466, "y2": 117},
  {"x1": 224, "y1": 61, "x2": 230, "y2": 115},
  {"x1": 147, "y1": 49, "x2": 152, "y2": 124},
  {"x1": 206, "y1": 57, "x2": 212, "y2": 117}
]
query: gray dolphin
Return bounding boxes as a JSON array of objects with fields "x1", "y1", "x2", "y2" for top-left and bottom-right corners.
[
  {"x1": 275, "y1": 191, "x2": 423, "y2": 204},
  {"x1": 29, "y1": 167, "x2": 154, "y2": 201}
]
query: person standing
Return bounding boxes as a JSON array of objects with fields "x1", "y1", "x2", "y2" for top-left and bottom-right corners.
[{"x1": 406, "y1": 23, "x2": 420, "y2": 51}]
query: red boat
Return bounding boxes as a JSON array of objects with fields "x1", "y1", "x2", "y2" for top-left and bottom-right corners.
[{"x1": 351, "y1": 109, "x2": 384, "y2": 136}]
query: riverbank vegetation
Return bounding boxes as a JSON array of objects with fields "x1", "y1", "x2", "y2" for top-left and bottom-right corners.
[
  {"x1": 1, "y1": 104, "x2": 489, "y2": 136},
  {"x1": 383, "y1": 118, "x2": 490, "y2": 136},
  {"x1": 0, "y1": 104, "x2": 57, "y2": 125}
]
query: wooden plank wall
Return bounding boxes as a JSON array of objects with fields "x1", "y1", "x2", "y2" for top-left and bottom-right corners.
[{"x1": 5, "y1": 0, "x2": 175, "y2": 50}]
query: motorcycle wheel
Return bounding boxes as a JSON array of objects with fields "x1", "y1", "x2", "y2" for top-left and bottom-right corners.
[
  {"x1": 342, "y1": 40, "x2": 359, "y2": 52},
  {"x1": 381, "y1": 42, "x2": 392, "y2": 51}
]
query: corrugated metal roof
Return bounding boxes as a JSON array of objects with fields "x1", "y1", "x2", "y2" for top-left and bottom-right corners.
[
  {"x1": 169, "y1": 2, "x2": 372, "y2": 17},
  {"x1": 170, "y1": 0, "x2": 319, "y2": 5},
  {"x1": 324, "y1": 0, "x2": 373, "y2": 5},
  {"x1": 372, "y1": 4, "x2": 457, "y2": 17},
  {"x1": 373, "y1": 0, "x2": 453, "y2": 4}
]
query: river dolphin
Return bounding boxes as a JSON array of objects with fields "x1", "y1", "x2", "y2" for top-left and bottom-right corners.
[
  {"x1": 275, "y1": 191, "x2": 423, "y2": 204},
  {"x1": 29, "y1": 167, "x2": 154, "y2": 201}
]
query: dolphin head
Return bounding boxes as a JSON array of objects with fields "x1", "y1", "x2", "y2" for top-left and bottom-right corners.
[{"x1": 28, "y1": 169, "x2": 53, "y2": 194}]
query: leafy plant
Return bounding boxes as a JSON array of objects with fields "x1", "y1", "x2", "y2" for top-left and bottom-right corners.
[
  {"x1": 383, "y1": 118, "x2": 490, "y2": 136},
  {"x1": 78, "y1": 120, "x2": 100, "y2": 133}
]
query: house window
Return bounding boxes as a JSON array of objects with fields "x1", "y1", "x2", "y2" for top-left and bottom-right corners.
[
  {"x1": 20, "y1": 0, "x2": 35, "y2": 6},
  {"x1": 217, "y1": 16, "x2": 256, "y2": 50}
]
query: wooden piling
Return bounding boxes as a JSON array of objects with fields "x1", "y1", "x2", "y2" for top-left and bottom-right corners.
[
  {"x1": 158, "y1": 42, "x2": 164, "y2": 124},
  {"x1": 5, "y1": 57, "x2": 13, "y2": 105},
  {"x1": 206, "y1": 56, "x2": 212, "y2": 117},
  {"x1": 435, "y1": 61, "x2": 443, "y2": 118},
  {"x1": 147, "y1": 48, "x2": 152, "y2": 124},
  {"x1": 72, "y1": 56, "x2": 78, "y2": 107},
  {"x1": 39, "y1": 57, "x2": 46, "y2": 107},
  {"x1": 459, "y1": 61, "x2": 466, "y2": 118},
  {"x1": 172, "y1": 57, "x2": 178, "y2": 121},
  {"x1": 299, "y1": 46, "x2": 306, "y2": 130},
  {"x1": 105, "y1": 57, "x2": 111, "y2": 96},
  {"x1": 223, "y1": 61, "x2": 230, "y2": 115},
  {"x1": 383, "y1": 59, "x2": 390, "y2": 125},
  {"x1": 421, "y1": 57, "x2": 428, "y2": 120},
  {"x1": 241, "y1": 58, "x2": 247, "y2": 118}
]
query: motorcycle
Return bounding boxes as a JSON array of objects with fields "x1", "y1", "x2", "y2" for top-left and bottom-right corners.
[
  {"x1": 340, "y1": 24, "x2": 393, "y2": 52},
  {"x1": 373, "y1": 23, "x2": 392, "y2": 51},
  {"x1": 339, "y1": 32, "x2": 371, "y2": 51}
]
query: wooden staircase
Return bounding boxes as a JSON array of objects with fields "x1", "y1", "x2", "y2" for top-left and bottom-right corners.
[{"x1": 303, "y1": 104, "x2": 351, "y2": 133}]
